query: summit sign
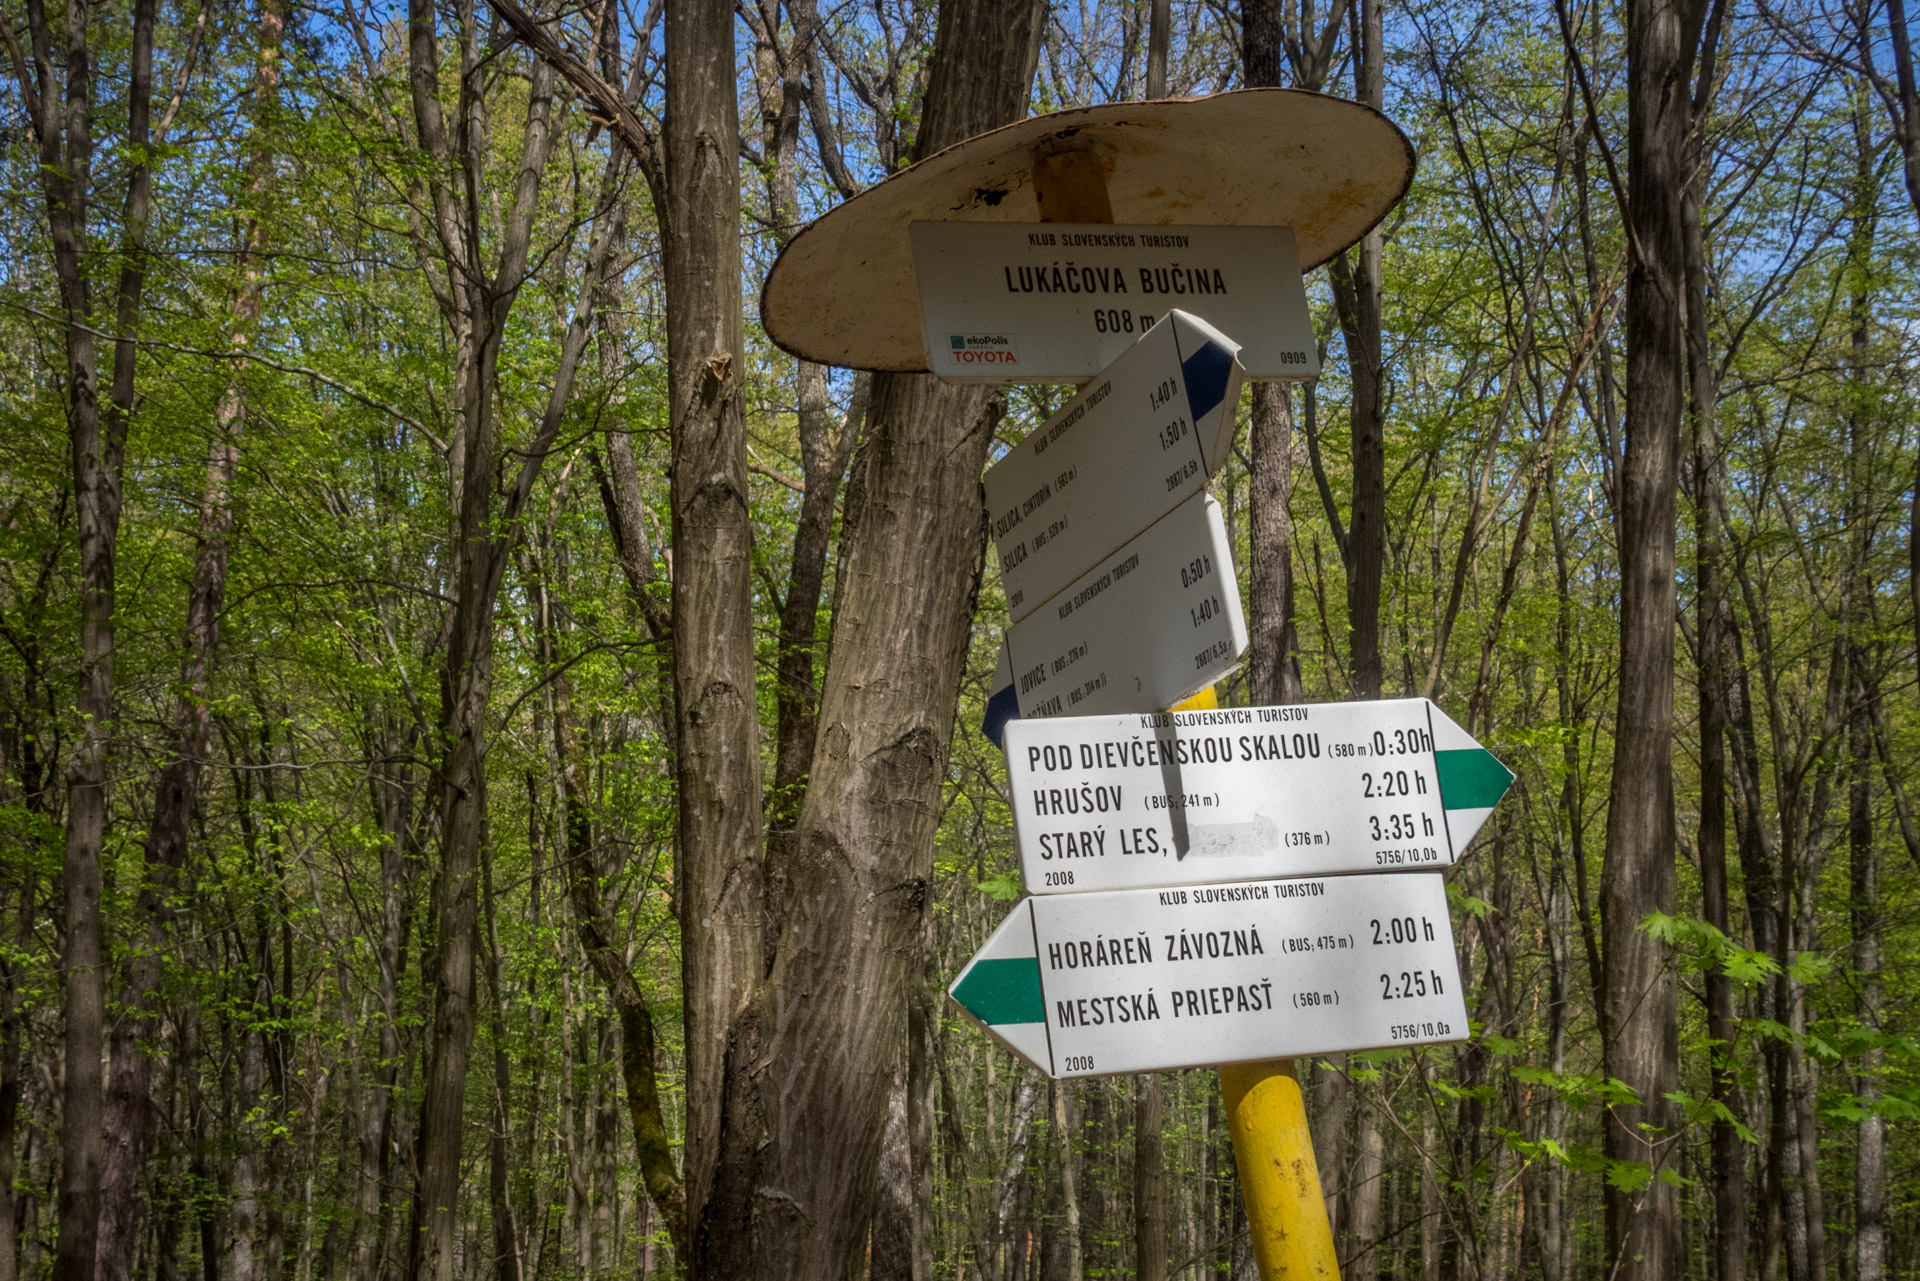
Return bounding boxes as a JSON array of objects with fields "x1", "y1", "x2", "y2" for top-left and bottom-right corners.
[{"x1": 911, "y1": 222, "x2": 1319, "y2": 382}]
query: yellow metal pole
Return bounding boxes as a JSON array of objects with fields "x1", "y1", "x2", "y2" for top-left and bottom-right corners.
[
  {"x1": 1220, "y1": 1059, "x2": 1340, "y2": 1279},
  {"x1": 1169, "y1": 686, "x2": 1340, "y2": 1281}
]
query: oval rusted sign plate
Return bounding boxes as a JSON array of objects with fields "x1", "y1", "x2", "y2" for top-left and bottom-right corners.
[{"x1": 760, "y1": 88, "x2": 1415, "y2": 372}]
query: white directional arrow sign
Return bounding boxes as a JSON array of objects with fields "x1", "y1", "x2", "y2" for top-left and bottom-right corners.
[
  {"x1": 985, "y1": 309, "x2": 1243, "y2": 623},
  {"x1": 981, "y1": 490, "x2": 1247, "y2": 744},
  {"x1": 911, "y1": 222, "x2": 1319, "y2": 382},
  {"x1": 949, "y1": 872, "x2": 1468, "y2": 1078},
  {"x1": 1004, "y1": 698, "x2": 1512, "y2": 895}
]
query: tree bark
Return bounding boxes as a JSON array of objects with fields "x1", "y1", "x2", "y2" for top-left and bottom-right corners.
[{"x1": 1246, "y1": 381, "x2": 1302, "y2": 706}]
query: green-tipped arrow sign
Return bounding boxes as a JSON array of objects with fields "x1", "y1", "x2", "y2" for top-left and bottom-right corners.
[
  {"x1": 950, "y1": 872, "x2": 1468, "y2": 1078},
  {"x1": 1003, "y1": 697, "x2": 1512, "y2": 896}
]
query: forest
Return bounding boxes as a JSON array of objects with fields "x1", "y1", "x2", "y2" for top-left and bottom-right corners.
[{"x1": 0, "y1": 0, "x2": 1917, "y2": 1275}]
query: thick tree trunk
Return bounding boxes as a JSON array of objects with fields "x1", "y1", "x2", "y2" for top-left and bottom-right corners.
[
  {"x1": 687, "y1": 0, "x2": 1042, "y2": 1273},
  {"x1": 1601, "y1": 0, "x2": 1706, "y2": 1271},
  {"x1": 1246, "y1": 388, "x2": 1303, "y2": 706},
  {"x1": 697, "y1": 367, "x2": 1016, "y2": 1277},
  {"x1": 1311, "y1": 1061, "x2": 1347, "y2": 1239}
]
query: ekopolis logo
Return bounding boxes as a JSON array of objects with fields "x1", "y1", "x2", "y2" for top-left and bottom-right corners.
[{"x1": 947, "y1": 332, "x2": 1019, "y2": 365}]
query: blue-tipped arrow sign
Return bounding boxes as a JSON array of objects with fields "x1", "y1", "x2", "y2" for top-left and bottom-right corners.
[{"x1": 982, "y1": 309, "x2": 1244, "y2": 626}]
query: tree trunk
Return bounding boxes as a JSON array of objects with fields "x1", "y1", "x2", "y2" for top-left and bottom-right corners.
[
  {"x1": 1846, "y1": 106, "x2": 1885, "y2": 1281},
  {"x1": 977, "y1": 1073, "x2": 1042, "y2": 1281},
  {"x1": 872, "y1": 1055, "x2": 915, "y2": 1281},
  {"x1": 481, "y1": 844, "x2": 521, "y2": 1281},
  {"x1": 228, "y1": 971, "x2": 271, "y2": 1281},
  {"x1": 354, "y1": 710, "x2": 415, "y2": 1281},
  {"x1": 98, "y1": 7, "x2": 279, "y2": 1276},
  {"x1": 1238, "y1": 2, "x2": 1300, "y2": 711},
  {"x1": 1311, "y1": 1061, "x2": 1347, "y2": 1240},
  {"x1": 1602, "y1": 0, "x2": 1707, "y2": 1272},
  {"x1": 769, "y1": 367, "x2": 863, "y2": 826},
  {"x1": 1053, "y1": 1083, "x2": 1084, "y2": 1281},
  {"x1": 688, "y1": 0, "x2": 1043, "y2": 1273},
  {"x1": 0, "y1": 873, "x2": 32, "y2": 1281},
  {"x1": 1878, "y1": 0, "x2": 1920, "y2": 672},
  {"x1": 1327, "y1": 0, "x2": 1386, "y2": 701},
  {"x1": 527, "y1": 550, "x2": 688, "y2": 1255},
  {"x1": 1345, "y1": 1091, "x2": 1385, "y2": 1281},
  {"x1": 1685, "y1": 87, "x2": 1746, "y2": 1281},
  {"x1": 1851, "y1": 662, "x2": 1885, "y2": 1281},
  {"x1": 400, "y1": 4, "x2": 625, "y2": 1268},
  {"x1": 35, "y1": 0, "x2": 166, "y2": 1264},
  {"x1": 1133, "y1": 1076, "x2": 1166, "y2": 1281},
  {"x1": 663, "y1": 0, "x2": 766, "y2": 1244}
]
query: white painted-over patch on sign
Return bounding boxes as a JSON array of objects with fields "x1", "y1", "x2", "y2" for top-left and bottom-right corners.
[
  {"x1": 1003, "y1": 698, "x2": 1514, "y2": 894},
  {"x1": 911, "y1": 223, "x2": 1317, "y2": 382},
  {"x1": 985, "y1": 310, "x2": 1243, "y2": 624},
  {"x1": 949, "y1": 873, "x2": 1468, "y2": 1077},
  {"x1": 981, "y1": 491, "x2": 1247, "y2": 743}
]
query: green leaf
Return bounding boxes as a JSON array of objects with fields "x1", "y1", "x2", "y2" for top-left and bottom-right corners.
[
  {"x1": 973, "y1": 870, "x2": 1023, "y2": 902},
  {"x1": 1604, "y1": 1159, "x2": 1653, "y2": 1192}
]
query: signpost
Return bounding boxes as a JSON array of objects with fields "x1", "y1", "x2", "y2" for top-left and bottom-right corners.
[
  {"x1": 759, "y1": 90, "x2": 1430, "y2": 1281},
  {"x1": 980, "y1": 491, "x2": 1248, "y2": 745},
  {"x1": 911, "y1": 222, "x2": 1318, "y2": 382},
  {"x1": 948, "y1": 872, "x2": 1467, "y2": 1078},
  {"x1": 984, "y1": 309, "x2": 1244, "y2": 623},
  {"x1": 1003, "y1": 697, "x2": 1513, "y2": 894}
]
